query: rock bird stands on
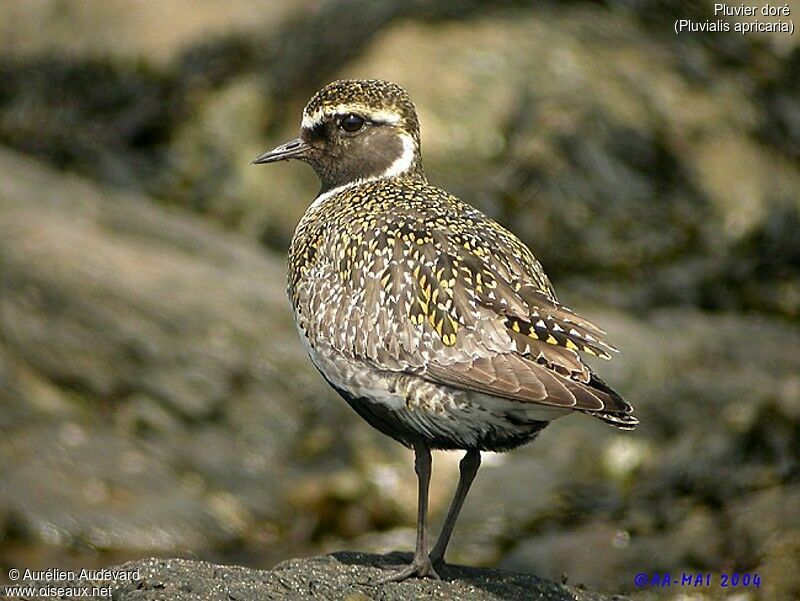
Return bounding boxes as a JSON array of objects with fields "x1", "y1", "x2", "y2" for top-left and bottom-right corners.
[{"x1": 254, "y1": 79, "x2": 638, "y2": 582}]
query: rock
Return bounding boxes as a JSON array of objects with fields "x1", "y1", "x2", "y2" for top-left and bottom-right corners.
[
  {"x1": 0, "y1": 423, "x2": 235, "y2": 553},
  {"x1": 0, "y1": 1, "x2": 306, "y2": 65},
  {"x1": 0, "y1": 146, "x2": 346, "y2": 559},
  {"x1": 728, "y1": 485, "x2": 800, "y2": 564},
  {"x1": 27, "y1": 554, "x2": 628, "y2": 600},
  {"x1": 0, "y1": 147, "x2": 303, "y2": 422},
  {"x1": 500, "y1": 510, "x2": 723, "y2": 593},
  {"x1": 162, "y1": 74, "x2": 318, "y2": 246}
]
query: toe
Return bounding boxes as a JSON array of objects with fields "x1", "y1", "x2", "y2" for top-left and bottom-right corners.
[{"x1": 367, "y1": 558, "x2": 440, "y2": 584}]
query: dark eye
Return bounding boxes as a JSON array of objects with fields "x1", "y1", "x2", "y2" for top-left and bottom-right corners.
[{"x1": 340, "y1": 114, "x2": 365, "y2": 133}]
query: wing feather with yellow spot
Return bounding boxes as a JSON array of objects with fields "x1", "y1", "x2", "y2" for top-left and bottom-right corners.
[{"x1": 294, "y1": 179, "x2": 635, "y2": 422}]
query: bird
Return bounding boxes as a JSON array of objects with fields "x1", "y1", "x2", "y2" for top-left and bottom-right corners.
[{"x1": 253, "y1": 79, "x2": 638, "y2": 582}]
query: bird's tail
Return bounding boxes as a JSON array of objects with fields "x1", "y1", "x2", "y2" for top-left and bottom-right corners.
[
  {"x1": 584, "y1": 372, "x2": 638, "y2": 430},
  {"x1": 589, "y1": 411, "x2": 639, "y2": 430}
]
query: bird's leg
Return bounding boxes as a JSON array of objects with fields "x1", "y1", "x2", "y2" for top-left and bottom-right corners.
[
  {"x1": 429, "y1": 448, "x2": 481, "y2": 569},
  {"x1": 371, "y1": 440, "x2": 439, "y2": 583}
]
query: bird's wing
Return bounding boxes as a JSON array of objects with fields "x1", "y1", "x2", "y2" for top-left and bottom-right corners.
[{"x1": 307, "y1": 183, "x2": 632, "y2": 417}]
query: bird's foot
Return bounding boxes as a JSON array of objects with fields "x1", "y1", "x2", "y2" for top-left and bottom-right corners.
[{"x1": 368, "y1": 556, "x2": 440, "y2": 584}]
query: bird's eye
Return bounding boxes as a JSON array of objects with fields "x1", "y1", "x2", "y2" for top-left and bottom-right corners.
[{"x1": 340, "y1": 114, "x2": 365, "y2": 133}]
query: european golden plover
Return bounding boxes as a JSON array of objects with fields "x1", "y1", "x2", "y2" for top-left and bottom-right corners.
[{"x1": 254, "y1": 79, "x2": 638, "y2": 582}]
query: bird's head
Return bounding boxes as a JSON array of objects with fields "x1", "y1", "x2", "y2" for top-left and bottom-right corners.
[{"x1": 253, "y1": 79, "x2": 424, "y2": 192}]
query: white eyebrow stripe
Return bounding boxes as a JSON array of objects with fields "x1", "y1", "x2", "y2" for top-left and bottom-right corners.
[{"x1": 301, "y1": 105, "x2": 403, "y2": 129}]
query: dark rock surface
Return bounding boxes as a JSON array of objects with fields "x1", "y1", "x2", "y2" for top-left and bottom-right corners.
[
  {"x1": 30, "y1": 554, "x2": 627, "y2": 601},
  {"x1": 1, "y1": 1, "x2": 799, "y2": 599},
  {"x1": 0, "y1": 147, "x2": 339, "y2": 560}
]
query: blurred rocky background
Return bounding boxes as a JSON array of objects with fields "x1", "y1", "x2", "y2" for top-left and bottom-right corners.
[{"x1": 0, "y1": 1, "x2": 798, "y2": 599}]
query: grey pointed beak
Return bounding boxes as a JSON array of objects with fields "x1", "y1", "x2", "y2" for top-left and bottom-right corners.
[{"x1": 252, "y1": 137, "x2": 309, "y2": 164}]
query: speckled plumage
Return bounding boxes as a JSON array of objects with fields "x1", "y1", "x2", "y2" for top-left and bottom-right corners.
[
  {"x1": 289, "y1": 175, "x2": 638, "y2": 449},
  {"x1": 255, "y1": 79, "x2": 637, "y2": 580}
]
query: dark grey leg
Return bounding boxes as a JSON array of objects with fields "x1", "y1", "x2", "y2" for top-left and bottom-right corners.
[
  {"x1": 429, "y1": 448, "x2": 481, "y2": 568},
  {"x1": 412, "y1": 441, "x2": 433, "y2": 563},
  {"x1": 372, "y1": 440, "x2": 439, "y2": 583}
]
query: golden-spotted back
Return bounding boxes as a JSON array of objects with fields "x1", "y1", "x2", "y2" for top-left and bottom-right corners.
[{"x1": 289, "y1": 176, "x2": 636, "y2": 429}]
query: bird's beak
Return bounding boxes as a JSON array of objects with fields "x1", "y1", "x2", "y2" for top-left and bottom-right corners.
[{"x1": 252, "y1": 137, "x2": 309, "y2": 164}]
